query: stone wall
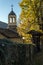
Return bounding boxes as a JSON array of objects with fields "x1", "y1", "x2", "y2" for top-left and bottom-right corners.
[{"x1": 0, "y1": 39, "x2": 35, "y2": 65}]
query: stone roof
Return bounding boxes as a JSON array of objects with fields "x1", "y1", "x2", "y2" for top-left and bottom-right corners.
[
  {"x1": 0, "y1": 28, "x2": 20, "y2": 38},
  {"x1": 0, "y1": 21, "x2": 7, "y2": 28}
]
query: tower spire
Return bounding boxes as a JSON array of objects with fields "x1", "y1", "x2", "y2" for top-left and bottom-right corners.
[{"x1": 11, "y1": 5, "x2": 13, "y2": 11}]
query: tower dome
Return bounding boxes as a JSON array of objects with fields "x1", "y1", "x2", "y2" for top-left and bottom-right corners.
[
  {"x1": 9, "y1": 10, "x2": 16, "y2": 16},
  {"x1": 8, "y1": 5, "x2": 16, "y2": 16}
]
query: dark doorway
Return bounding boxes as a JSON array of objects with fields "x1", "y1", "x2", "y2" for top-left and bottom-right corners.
[{"x1": 32, "y1": 35, "x2": 40, "y2": 52}]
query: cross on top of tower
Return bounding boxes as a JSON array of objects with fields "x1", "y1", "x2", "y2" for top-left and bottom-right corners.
[
  {"x1": 11, "y1": 5, "x2": 13, "y2": 11},
  {"x1": 9, "y1": 5, "x2": 16, "y2": 16}
]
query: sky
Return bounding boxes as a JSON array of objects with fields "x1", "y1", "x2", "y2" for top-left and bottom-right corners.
[{"x1": 0, "y1": 0, "x2": 21, "y2": 23}]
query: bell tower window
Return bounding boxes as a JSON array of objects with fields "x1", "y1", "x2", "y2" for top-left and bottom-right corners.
[
  {"x1": 10, "y1": 18, "x2": 12, "y2": 23},
  {"x1": 13, "y1": 18, "x2": 15, "y2": 23}
]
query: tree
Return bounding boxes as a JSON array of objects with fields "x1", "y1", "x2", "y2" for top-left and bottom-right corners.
[{"x1": 17, "y1": 0, "x2": 43, "y2": 44}]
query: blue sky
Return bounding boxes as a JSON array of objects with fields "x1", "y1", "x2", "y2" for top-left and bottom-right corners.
[{"x1": 0, "y1": 0, "x2": 21, "y2": 23}]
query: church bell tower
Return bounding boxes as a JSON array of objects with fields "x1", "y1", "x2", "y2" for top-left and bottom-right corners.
[{"x1": 8, "y1": 5, "x2": 17, "y2": 31}]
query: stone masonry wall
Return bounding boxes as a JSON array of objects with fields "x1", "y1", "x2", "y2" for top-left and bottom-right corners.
[{"x1": 0, "y1": 39, "x2": 35, "y2": 65}]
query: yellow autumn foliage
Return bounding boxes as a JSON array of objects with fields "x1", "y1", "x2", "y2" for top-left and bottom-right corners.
[{"x1": 17, "y1": 0, "x2": 42, "y2": 44}]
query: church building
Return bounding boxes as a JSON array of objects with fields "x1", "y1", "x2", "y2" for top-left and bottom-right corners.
[{"x1": 0, "y1": 6, "x2": 23, "y2": 43}]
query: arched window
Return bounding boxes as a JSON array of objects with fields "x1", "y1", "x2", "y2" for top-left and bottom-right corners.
[
  {"x1": 13, "y1": 18, "x2": 15, "y2": 23},
  {"x1": 10, "y1": 18, "x2": 12, "y2": 23}
]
